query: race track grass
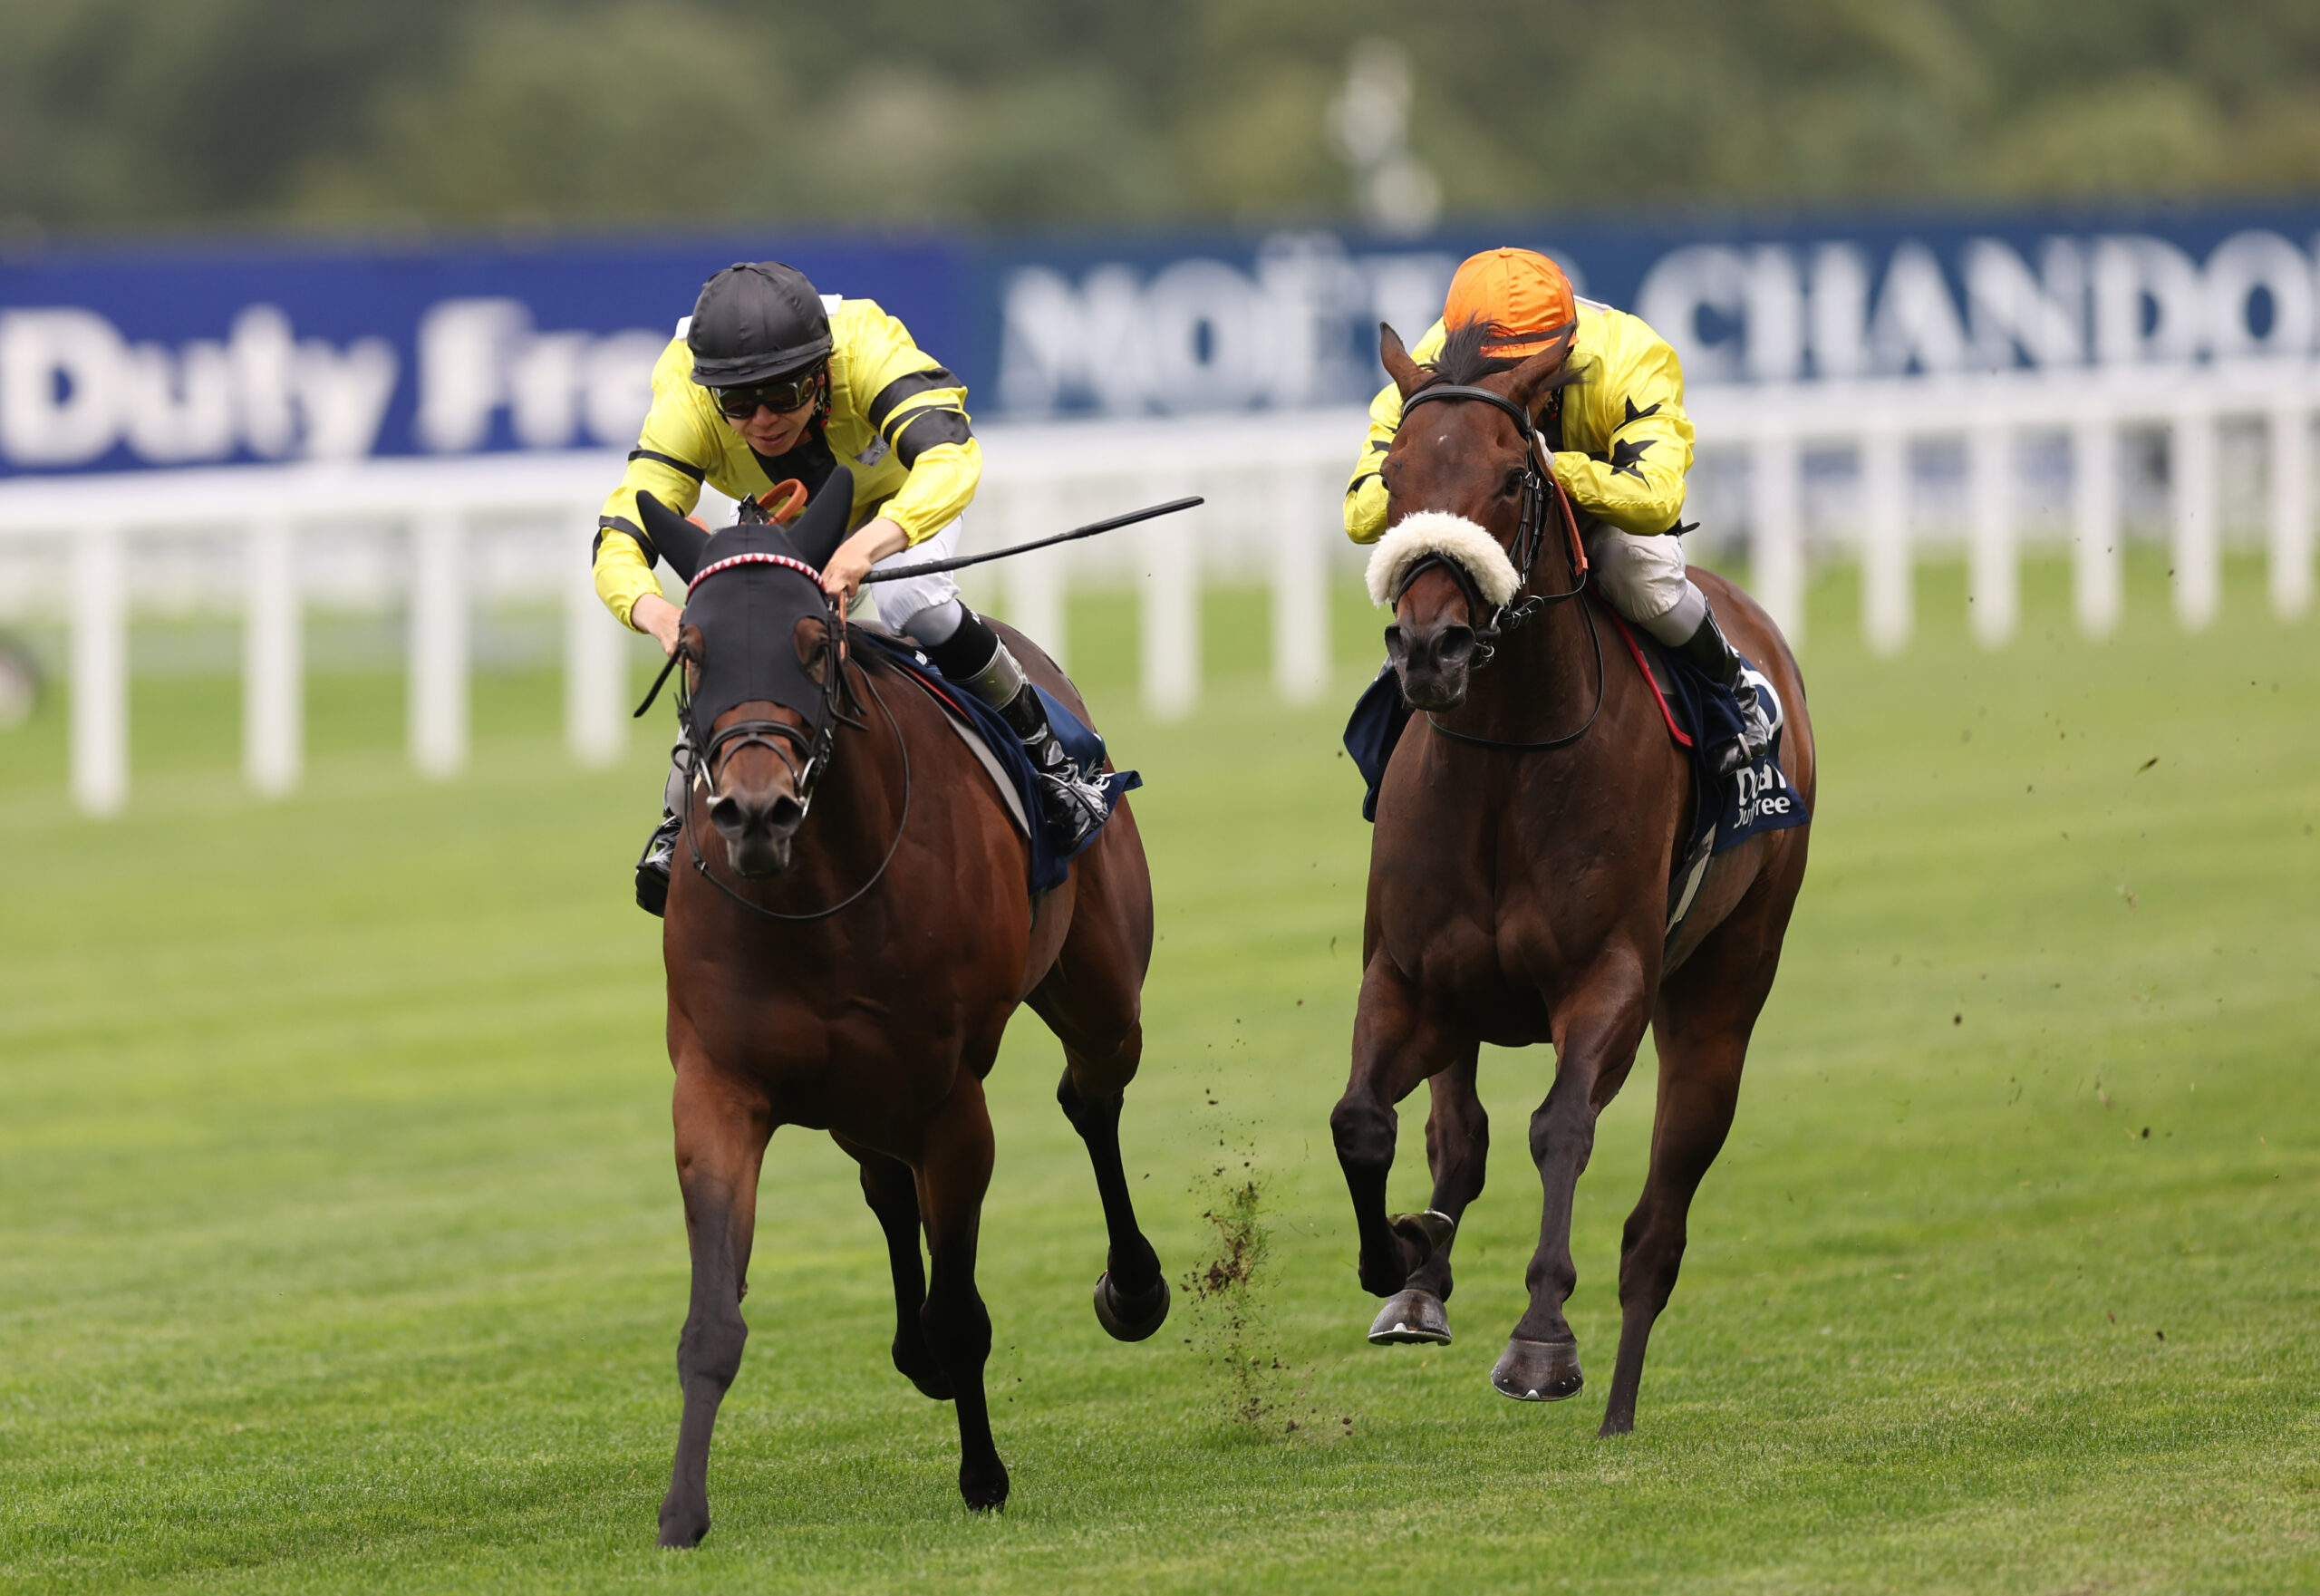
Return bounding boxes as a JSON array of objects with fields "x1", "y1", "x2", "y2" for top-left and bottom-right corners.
[{"x1": 2, "y1": 556, "x2": 2316, "y2": 1593}]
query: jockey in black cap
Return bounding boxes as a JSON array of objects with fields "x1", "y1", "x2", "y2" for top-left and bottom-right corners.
[{"x1": 595, "y1": 260, "x2": 1109, "y2": 915}]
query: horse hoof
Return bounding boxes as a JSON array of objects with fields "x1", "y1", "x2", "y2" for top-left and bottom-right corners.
[
  {"x1": 1093, "y1": 1270, "x2": 1171, "y2": 1342},
  {"x1": 960, "y1": 1459, "x2": 1010, "y2": 1513},
  {"x1": 656, "y1": 1499, "x2": 710, "y2": 1549},
  {"x1": 1367, "y1": 1287, "x2": 1453, "y2": 1345},
  {"x1": 1491, "y1": 1338, "x2": 1583, "y2": 1402}
]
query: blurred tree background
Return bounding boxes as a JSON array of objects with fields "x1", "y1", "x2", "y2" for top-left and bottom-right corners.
[{"x1": 3, "y1": 0, "x2": 2318, "y2": 240}]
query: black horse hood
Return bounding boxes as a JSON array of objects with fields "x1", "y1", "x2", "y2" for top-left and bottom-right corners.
[{"x1": 634, "y1": 470, "x2": 856, "y2": 749}]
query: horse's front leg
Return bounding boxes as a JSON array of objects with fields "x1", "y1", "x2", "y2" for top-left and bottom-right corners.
[
  {"x1": 660, "y1": 1052, "x2": 774, "y2": 1548},
  {"x1": 915, "y1": 1070, "x2": 1007, "y2": 1511},
  {"x1": 1331, "y1": 955, "x2": 1466, "y2": 1319},
  {"x1": 1405, "y1": 1045, "x2": 1488, "y2": 1304},
  {"x1": 1495, "y1": 951, "x2": 1653, "y2": 1404}
]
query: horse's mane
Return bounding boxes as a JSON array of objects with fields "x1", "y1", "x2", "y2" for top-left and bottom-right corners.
[{"x1": 1422, "y1": 318, "x2": 1582, "y2": 394}]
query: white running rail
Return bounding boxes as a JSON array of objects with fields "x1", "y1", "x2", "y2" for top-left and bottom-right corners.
[{"x1": 0, "y1": 370, "x2": 2312, "y2": 816}]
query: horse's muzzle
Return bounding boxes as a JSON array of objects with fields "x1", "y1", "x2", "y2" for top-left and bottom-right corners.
[
  {"x1": 709, "y1": 789, "x2": 805, "y2": 877},
  {"x1": 1386, "y1": 619, "x2": 1477, "y2": 711}
]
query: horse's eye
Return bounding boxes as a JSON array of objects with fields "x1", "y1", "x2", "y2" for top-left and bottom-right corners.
[{"x1": 1502, "y1": 469, "x2": 1524, "y2": 498}]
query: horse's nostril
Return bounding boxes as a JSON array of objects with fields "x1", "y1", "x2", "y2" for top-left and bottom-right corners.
[
  {"x1": 708, "y1": 795, "x2": 745, "y2": 838},
  {"x1": 768, "y1": 794, "x2": 804, "y2": 834}
]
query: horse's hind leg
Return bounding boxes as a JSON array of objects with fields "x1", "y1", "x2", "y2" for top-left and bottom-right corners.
[
  {"x1": 915, "y1": 1070, "x2": 1008, "y2": 1511},
  {"x1": 660, "y1": 1056, "x2": 774, "y2": 1549},
  {"x1": 1055, "y1": 1040, "x2": 1170, "y2": 1340},
  {"x1": 1600, "y1": 893, "x2": 1792, "y2": 1437},
  {"x1": 1030, "y1": 858, "x2": 1166, "y2": 1343},
  {"x1": 835, "y1": 1135, "x2": 951, "y2": 1400}
]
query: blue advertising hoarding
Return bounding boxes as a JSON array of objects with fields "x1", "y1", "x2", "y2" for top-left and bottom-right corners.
[
  {"x1": 5, "y1": 203, "x2": 2318, "y2": 477},
  {"x1": 0, "y1": 235, "x2": 962, "y2": 478}
]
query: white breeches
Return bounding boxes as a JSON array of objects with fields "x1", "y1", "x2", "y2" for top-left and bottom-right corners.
[
  {"x1": 866, "y1": 517, "x2": 962, "y2": 637},
  {"x1": 1581, "y1": 526, "x2": 1705, "y2": 644}
]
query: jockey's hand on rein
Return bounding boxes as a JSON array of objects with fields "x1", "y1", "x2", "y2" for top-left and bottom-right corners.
[
  {"x1": 632, "y1": 592, "x2": 682, "y2": 657},
  {"x1": 821, "y1": 517, "x2": 910, "y2": 606}
]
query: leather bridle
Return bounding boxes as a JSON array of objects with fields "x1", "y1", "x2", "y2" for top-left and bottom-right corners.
[
  {"x1": 1392, "y1": 381, "x2": 1590, "y2": 663},
  {"x1": 629, "y1": 527, "x2": 909, "y2": 921},
  {"x1": 679, "y1": 550, "x2": 849, "y2": 820},
  {"x1": 1390, "y1": 379, "x2": 1606, "y2": 753}
]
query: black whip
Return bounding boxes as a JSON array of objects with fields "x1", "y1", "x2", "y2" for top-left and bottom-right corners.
[{"x1": 860, "y1": 495, "x2": 1204, "y2": 583}]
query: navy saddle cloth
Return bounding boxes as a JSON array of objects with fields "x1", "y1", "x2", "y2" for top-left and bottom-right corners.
[
  {"x1": 853, "y1": 629, "x2": 1140, "y2": 895},
  {"x1": 1341, "y1": 609, "x2": 1808, "y2": 868}
]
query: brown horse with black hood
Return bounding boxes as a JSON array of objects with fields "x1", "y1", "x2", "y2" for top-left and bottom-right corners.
[
  {"x1": 631, "y1": 473, "x2": 1169, "y2": 1543},
  {"x1": 1329, "y1": 321, "x2": 1815, "y2": 1436}
]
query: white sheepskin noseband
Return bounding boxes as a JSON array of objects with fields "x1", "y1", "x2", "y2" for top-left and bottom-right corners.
[{"x1": 1364, "y1": 511, "x2": 1522, "y2": 609}]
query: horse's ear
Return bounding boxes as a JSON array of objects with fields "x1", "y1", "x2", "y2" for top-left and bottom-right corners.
[
  {"x1": 1380, "y1": 323, "x2": 1427, "y2": 400},
  {"x1": 1506, "y1": 324, "x2": 1579, "y2": 411},
  {"x1": 785, "y1": 465, "x2": 856, "y2": 569},
  {"x1": 636, "y1": 491, "x2": 710, "y2": 583}
]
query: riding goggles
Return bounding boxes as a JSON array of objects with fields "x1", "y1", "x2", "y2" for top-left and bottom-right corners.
[{"x1": 713, "y1": 369, "x2": 824, "y2": 419}]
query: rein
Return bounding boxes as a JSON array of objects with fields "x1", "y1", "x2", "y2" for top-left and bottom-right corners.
[
  {"x1": 683, "y1": 647, "x2": 914, "y2": 923},
  {"x1": 1394, "y1": 380, "x2": 1606, "y2": 754}
]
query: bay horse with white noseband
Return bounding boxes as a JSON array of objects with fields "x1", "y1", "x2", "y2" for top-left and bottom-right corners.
[
  {"x1": 633, "y1": 476, "x2": 1169, "y2": 1543},
  {"x1": 1329, "y1": 322, "x2": 1815, "y2": 1436}
]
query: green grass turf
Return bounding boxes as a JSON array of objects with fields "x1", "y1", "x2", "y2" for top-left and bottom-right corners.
[{"x1": 1, "y1": 556, "x2": 2316, "y2": 1593}]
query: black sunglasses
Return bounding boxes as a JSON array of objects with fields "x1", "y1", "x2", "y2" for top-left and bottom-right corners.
[{"x1": 714, "y1": 369, "x2": 822, "y2": 419}]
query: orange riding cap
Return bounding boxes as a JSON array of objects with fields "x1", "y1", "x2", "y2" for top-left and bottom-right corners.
[{"x1": 1443, "y1": 247, "x2": 1576, "y2": 358}]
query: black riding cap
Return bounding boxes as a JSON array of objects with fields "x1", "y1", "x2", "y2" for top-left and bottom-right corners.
[
  {"x1": 635, "y1": 469, "x2": 858, "y2": 752},
  {"x1": 688, "y1": 261, "x2": 834, "y2": 388}
]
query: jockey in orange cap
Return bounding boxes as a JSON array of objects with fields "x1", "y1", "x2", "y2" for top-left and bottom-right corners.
[{"x1": 1345, "y1": 247, "x2": 1779, "y2": 774}]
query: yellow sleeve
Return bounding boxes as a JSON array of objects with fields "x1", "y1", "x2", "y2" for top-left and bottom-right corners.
[
  {"x1": 594, "y1": 340, "x2": 720, "y2": 629},
  {"x1": 1549, "y1": 333, "x2": 1695, "y2": 537},
  {"x1": 1344, "y1": 318, "x2": 1446, "y2": 545},
  {"x1": 843, "y1": 303, "x2": 981, "y2": 547}
]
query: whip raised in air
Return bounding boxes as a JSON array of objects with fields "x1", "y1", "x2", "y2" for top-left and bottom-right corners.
[{"x1": 861, "y1": 496, "x2": 1204, "y2": 583}]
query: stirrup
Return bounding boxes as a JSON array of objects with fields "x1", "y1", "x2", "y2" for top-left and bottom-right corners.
[
  {"x1": 634, "y1": 811, "x2": 681, "y2": 917},
  {"x1": 1713, "y1": 668, "x2": 1784, "y2": 777},
  {"x1": 1036, "y1": 767, "x2": 1110, "y2": 846}
]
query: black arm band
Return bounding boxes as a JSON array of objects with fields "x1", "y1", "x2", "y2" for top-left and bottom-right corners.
[
  {"x1": 594, "y1": 514, "x2": 659, "y2": 568},
  {"x1": 891, "y1": 406, "x2": 972, "y2": 469},
  {"x1": 867, "y1": 367, "x2": 962, "y2": 435},
  {"x1": 627, "y1": 449, "x2": 706, "y2": 483}
]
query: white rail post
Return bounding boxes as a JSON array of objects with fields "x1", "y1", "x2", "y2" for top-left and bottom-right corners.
[
  {"x1": 566, "y1": 511, "x2": 625, "y2": 769},
  {"x1": 243, "y1": 517, "x2": 302, "y2": 797},
  {"x1": 1271, "y1": 464, "x2": 1329, "y2": 703},
  {"x1": 1141, "y1": 478, "x2": 1198, "y2": 720},
  {"x1": 408, "y1": 508, "x2": 469, "y2": 779},
  {"x1": 1007, "y1": 485, "x2": 1068, "y2": 671},
  {"x1": 2171, "y1": 402, "x2": 2219, "y2": 631},
  {"x1": 70, "y1": 522, "x2": 128, "y2": 817},
  {"x1": 2071, "y1": 417, "x2": 2122, "y2": 638},
  {"x1": 1861, "y1": 426, "x2": 1912, "y2": 655},
  {"x1": 1967, "y1": 422, "x2": 2017, "y2": 649},
  {"x1": 2268, "y1": 401, "x2": 2312, "y2": 621},
  {"x1": 1750, "y1": 431, "x2": 1805, "y2": 646}
]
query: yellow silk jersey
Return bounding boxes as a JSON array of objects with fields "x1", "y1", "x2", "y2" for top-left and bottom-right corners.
[
  {"x1": 1344, "y1": 298, "x2": 1696, "y2": 545},
  {"x1": 594, "y1": 296, "x2": 981, "y2": 629}
]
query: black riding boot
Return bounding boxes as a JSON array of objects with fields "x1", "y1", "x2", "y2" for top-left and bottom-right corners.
[
  {"x1": 1674, "y1": 608, "x2": 1782, "y2": 777},
  {"x1": 633, "y1": 730, "x2": 693, "y2": 917},
  {"x1": 925, "y1": 612, "x2": 1110, "y2": 846}
]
